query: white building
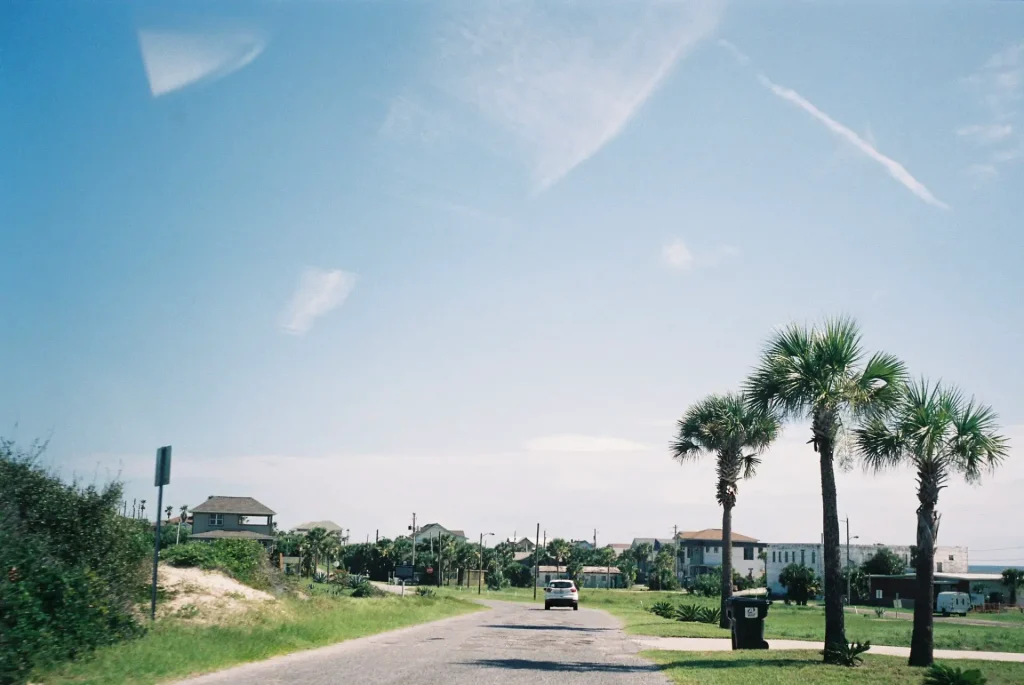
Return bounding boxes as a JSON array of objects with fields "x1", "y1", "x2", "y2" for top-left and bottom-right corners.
[
  {"x1": 765, "y1": 543, "x2": 969, "y2": 596},
  {"x1": 414, "y1": 522, "x2": 467, "y2": 544},
  {"x1": 675, "y1": 529, "x2": 767, "y2": 581}
]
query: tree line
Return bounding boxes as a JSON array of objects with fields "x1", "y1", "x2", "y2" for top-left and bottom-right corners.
[{"x1": 669, "y1": 316, "x2": 1009, "y2": 667}]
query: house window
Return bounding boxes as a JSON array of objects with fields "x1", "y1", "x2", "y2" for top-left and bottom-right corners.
[
  {"x1": 209, "y1": 514, "x2": 224, "y2": 527},
  {"x1": 772, "y1": 551, "x2": 776, "y2": 563},
  {"x1": 784, "y1": 552, "x2": 789, "y2": 563},
  {"x1": 744, "y1": 547, "x2": 754, "y2": 561},
  {"x1": 948, "y1": 554, "x2": 954, "y2": 561},
  {"x1": 705, "y1": 546, "x2": 710, "y2": 553},
  {"x1": 714, "y1": 546, "x2": 719, "y2": 553},
  {"x1": 937, "y1": 562, "x2": 944, "y2": 573},
  {"x1": 801, "y1": 550, "x2": 806, "y2": 565},
  {"x1": 811, "y1": 551, "x2": 816, "y2": 565}
]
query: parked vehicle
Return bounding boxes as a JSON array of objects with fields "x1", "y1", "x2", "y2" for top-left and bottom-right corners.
[
  {"x1": 544, "y1": 579, "x2": 579, "y2": 610},
  {"x1": 936, "y1": 591, "x2": 971, "y2": 617}
]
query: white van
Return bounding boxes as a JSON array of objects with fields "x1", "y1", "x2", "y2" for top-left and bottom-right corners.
[{"x1": 936, "y1": 591, "x2": 971, "y2": 617}]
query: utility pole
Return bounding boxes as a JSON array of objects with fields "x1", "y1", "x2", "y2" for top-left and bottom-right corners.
[
  {"x1": 478, "y1": 532, "x2": 484, "y2": 594},
  {"x1": 410, "y1": 513, "x2": 417, "y2": 577},
  {"x1": 674, "y1": 525, "x2": 679, "y2": 581},
  {"x1": 593, "y1": 528, "x2": 597, "y2": 549},
  {"x1": 842, "y1": 516, "x2": 853, "y2": 603},
  {"x1": 533, "y1": 523, "x2": 540, "y2": 600}
]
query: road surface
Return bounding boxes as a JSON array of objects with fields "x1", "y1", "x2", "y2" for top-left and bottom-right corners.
[{"x1": 176, "y1": 600, "x2": 668, "y2": 685}]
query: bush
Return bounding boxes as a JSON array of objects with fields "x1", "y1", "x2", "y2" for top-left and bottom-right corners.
[
  {"x1": 350, "y1": 580, "x2": 385, "y2": 598},
  {"x1": 1, "y1": 441, "x2": 149, "y2": 684},
  {"x1": 693, "y1": 573, "x2": 721, "y2": 597},
  {"x1": 923, "y1": 663, "x2": 988, "y2": 685},
  {"x1": 698, "y1": 606, "x2": 722, "y2": 625},
  {"x1": 416, "y1": 586, "x2": 436, "y2": 598},
  {"x1": 674, "y1": 604, "x2": 702, "y2": 622},
  {"x1": 161, "y1": 539, "x2": 269, "y2": 588},
  {"x1": 648, "y1": 601, "x2": 676, "y2": 619},
  {"x1": 824, "y1": 640, "x2": 871, "y2": 667},
  {"x1": 506, "y1": 564, "x2": 534, "y2": 588}
]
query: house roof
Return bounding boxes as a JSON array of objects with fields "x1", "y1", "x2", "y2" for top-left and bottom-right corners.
[
  {"x1": 676, "y1": 528, "x2": 759, "y2": 543},
  {"x1": 190, "y1": 530, "x2": 275, "y2": 541},
  {"x1": 608, "y1": 544, "x2": 631, "y2": 556},
  {"x1": 293, "y1": 520, "x2": 343, "y2": 533},
  {"x1": 517, "y1": 537, "x2": 536, "y2": 547},
  {"x1": 417, "y1": 523, "x2": 466, "y2": 538},
  {"x1": 513, "y1": 551, "x2": 533, "y2": 562},
  {"x1": 191, "y1": 496, "x2": 276, "y2": 516},
  {"x1": 631, "y1": 538, "x2": 676, "y2": 548}
]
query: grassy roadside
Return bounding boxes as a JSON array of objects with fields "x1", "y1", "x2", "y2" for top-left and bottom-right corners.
[
  {"x1": 435, "y1": 586, "x2": 1024, "y2": 652},
  {"x1": 644, "y1": 650, "x2": 1024, "y2": 684},
  {"x1": 34, "y1": 594, "x2": 481, "y2": 685}
]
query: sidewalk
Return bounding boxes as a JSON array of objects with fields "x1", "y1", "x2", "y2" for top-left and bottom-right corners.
[{"x1": 633, "y1": 636, "x2": 1024, "y2": 663}]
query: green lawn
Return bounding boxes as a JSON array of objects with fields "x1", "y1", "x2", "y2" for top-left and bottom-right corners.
[
  {"x1": 645, "y1": 650, "x2": 1024, "y2": 684},
  {"x1": 35, "y1": 594, "x2": 481, "y2": 685},
  {"x1": 436, "y1": 586, "x2": 1024, "y2": 652}
]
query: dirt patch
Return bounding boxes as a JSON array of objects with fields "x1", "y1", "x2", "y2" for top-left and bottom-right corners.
[{"x1": 158, "y1": 564, "x2": 274, "y2": 620}]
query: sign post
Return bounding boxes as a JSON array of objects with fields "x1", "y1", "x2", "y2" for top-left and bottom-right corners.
[{"x1": 151, "y1": 446, "x2": 172, "y2": 620}]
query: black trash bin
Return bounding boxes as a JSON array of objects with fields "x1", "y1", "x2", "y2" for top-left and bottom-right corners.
[{"x1": 726, "y1": 596, "x2": 771, "y2": 650}]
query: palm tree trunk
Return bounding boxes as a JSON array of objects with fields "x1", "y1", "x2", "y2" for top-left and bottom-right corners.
[
  {"x1": 910, "y1": 468, "x2": 940, "y2": 667},
  {"x1": 720, "y1": 503, "x2": 734, "y2": 629},
  {"x1": 816, "y1": 424, "x2": 847, "y2": 663}
]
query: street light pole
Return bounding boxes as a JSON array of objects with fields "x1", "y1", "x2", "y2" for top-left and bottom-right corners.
[
  {"x1": 478, "y1": 532, "x2": 493, "y2": 594},
  {"x1": 842, "y1": 517, "x2": 860, "y2": 603}
]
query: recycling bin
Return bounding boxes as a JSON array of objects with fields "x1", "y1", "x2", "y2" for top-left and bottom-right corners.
[{"x1": 726, "y1": 596, "x2": 771, "y2": 649}]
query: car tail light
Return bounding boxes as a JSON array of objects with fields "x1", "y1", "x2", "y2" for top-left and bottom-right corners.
[
  {"x1": 570, "y1": 587, "x2": 577, "y2": 593},
  {"x1": 544, "y1": 587, "x2": 550, "y2": 592}
]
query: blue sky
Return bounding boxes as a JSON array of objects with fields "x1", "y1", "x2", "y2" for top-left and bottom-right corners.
[{"x1": 2, "y1": 1, "x2": 1023, "y2": 563}]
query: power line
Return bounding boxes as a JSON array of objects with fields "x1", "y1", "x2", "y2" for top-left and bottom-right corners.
[{"x1": 971, "y1": 546, "x2": 1024, "y2": 552}]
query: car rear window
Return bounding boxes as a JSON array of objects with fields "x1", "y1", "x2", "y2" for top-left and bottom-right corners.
[{"x1": 550, "y1": 581, "x2": 574, "y2": 588}]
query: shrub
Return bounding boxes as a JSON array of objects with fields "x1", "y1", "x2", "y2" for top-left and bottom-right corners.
[
  {"x1": 416, "y1": 586, "x2": 436, "y2": 598},
  {"x1": 648, "y1": 601, "x2": 676, "y2": 619},
  {"x1": 923, "y1": 663, "x2": 988, "y2": 685},
  {"x1": 692, "y1": 573, "x2": 721, "y2": 597},
  {"x1": 312, "y1": 571, "x2": 328, "y2": 584},
  {"x1": 823, "y1": 640, "x2": 871, "y2": 667},
  {"x1": 874, "y1": 606, "x2": 886, "y2": 618},
  {"x1": 674, "y1": 603, "x2": 702, "y2": 622},
  {"x1": 698, "y1": 606, "x2": 722, "y2": 625},
  {"x1": 0, "y1": 441, "x2": 149, "y2": 684},
  {"x1": 161, "y1": 539, "x2": 269, "y2": 588},
  {"x1": 350, "y1": 580, "x2": 385, "y2": 598}
]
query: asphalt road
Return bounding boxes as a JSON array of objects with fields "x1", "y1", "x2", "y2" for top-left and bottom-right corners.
[{"x1": 176, "y1": 600, "x2": 669, "y2": 685}]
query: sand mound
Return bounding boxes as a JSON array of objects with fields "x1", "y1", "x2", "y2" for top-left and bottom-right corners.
[{"x1": 158, "y1": 564, "x2": 274, "y2": 619}]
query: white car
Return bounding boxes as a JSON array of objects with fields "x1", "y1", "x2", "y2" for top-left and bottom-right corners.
[{"x1": 544, "y1": 580, "x2": 579, "y2": 610}]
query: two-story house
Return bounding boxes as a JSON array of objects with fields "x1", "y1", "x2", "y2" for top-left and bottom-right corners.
[
  {"x1": 190, "y1": 496, "x2": 276, "y2": 547},
  {"x1": 676, "y1": 529, "x2": 766, "y2": 582},
  {"x1": 414, "y1": 522, "x2": 467, "y2": 544}
]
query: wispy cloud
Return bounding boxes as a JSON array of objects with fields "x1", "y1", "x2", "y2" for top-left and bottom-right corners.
[
  {"x1": 662, "y1": 240, "x2": 738, "y2": 271},
  {"x1": 138, "y1": 29, "x2": 265, "y2": 98},
  {"x1": 524, "y1": 434, "x2": 652, "y2": 453},
  {"x1": 280, "y1": 267, "x2": 357, "y2": 336},
  {"x1": 756, "y1": 74, "x2": 949, "y2": 210},
  {"x1": 958, "y1": 42, "x2": 1024, "y2": 181},
  {"x1": 715, "y1": 39, "x2": 948, "y2": 210},
  {"x1": 428, "y1": 0, "x2": 724, "y2": 190}
]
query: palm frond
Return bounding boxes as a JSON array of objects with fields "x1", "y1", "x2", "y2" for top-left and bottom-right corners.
[
  {"x1": 854, "y1": 415, "x2": 905, "y2": 473},
  {"x1": 948, "y1": 396, "x2": 1009, "y2": 482}
]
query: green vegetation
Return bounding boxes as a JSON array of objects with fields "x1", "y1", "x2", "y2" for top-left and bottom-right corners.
[
  {"x1": 745, "y1": 317, "x2": 908, "y2": 662},
  {"x1": 162, "y1": 539, "x2": 270, "y2": 588},
  {"x1": 1, "y1": 441, "x2": 150, "y2": 685},
  {"x1": 671, "y1": 392, "x2": 780, "y2": 627},
  {"x1": 645, "y1": 651, "x2": 1024, "y2": 685},
  {"x1": 924, "y1": 663, "x2": 989, "y2": 684},
  {"x1": 856, "y1": 379, "x2": 1008, "y2": 666},
  {"x1": 1002, "y1": 570, "x2": 1024, "y2": 607},
  {"x1": 35, "y1": 594, "x2": 481, "y2": 685},
  {"x1": 779, "y1": 564, "x2": 822, "y2": 605}
]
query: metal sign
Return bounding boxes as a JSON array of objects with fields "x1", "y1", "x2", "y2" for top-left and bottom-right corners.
[
  {"x1": 155, "y1": 446, "x2": 172, "y2": 486},
  {"x1": 744, "y1": 607, "x2": 758, "y2": 619},
  {"x1": 893, "y1": 599, "x2": 902, "y2": 609},
  {"x1": 395, "y1": 564, "x2": 414, "y2": 580}
]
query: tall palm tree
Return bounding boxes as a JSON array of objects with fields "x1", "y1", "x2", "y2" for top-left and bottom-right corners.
[
  {"x1": 303, "y1": 527, "x2": 329, "y2": 577},
  {"x1": 746, "y1": 317, "x2": 906, "y2": 662},
  {"x1": 856, "y1": 380, "x2": 1007, "y2": 666},
  {"x1": 672, "y1": 393, "x2": 779, "y2": 627},
  {"x1": 176, "y1": 505, "x2": 188, "y2": 545},
  {"x1": 547, "y1": 539, "x2": 571, "y2": 575}
]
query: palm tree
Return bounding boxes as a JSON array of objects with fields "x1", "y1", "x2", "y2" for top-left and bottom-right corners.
[
  {"x1": 856, "y1": 380, "x2": 1007, "y2": 666},
  {"x1": 303, "y1": 527, "x2": 329, "y2": 577},
  {"x1": 1002, "y1": 569, "x2": 1024, "y2": 607},
  {"x1": 595, "y1": 546, "x2": 618, "y2": 588},
  {"x1": 746, "y1": 317, "x2": 906, "y2": 662},
  {"x1": 165, "y1": 505, "x2": 173, "y2": 522},
  {"x1": 176, "y1": 505, "x2": 188, "y2": 545},
  {"x1": 672, "y1": 392, "x2": 780, "y2": 628},
  {"x1": 547, "y1": 539, "x2": 571, "y2": 575},
  {"x1": 632, "y1": 542, "x2": 654, "y2": 583}
]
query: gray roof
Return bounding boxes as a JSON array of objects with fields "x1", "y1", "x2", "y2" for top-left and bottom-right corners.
[
  {"x1": 190, "y1": 530, "x2": 274, "y2": 541},
  {"x1": 191, "y1": 496, "x2": 276, "y2": 516},
  {"x1": 293, "y1": 520, "x2": 343, "y2": 533}
]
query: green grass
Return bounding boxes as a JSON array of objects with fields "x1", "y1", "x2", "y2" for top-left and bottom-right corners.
[
  {"x1": 435, "y1": 586, "x2": 1024, "y2": 652},
  {"x1": 645, "y1": 650, "x2": 1024, "y2": 684},
  {"x1": 35, "y1": 594, "x2": 480, "y2": 685}
]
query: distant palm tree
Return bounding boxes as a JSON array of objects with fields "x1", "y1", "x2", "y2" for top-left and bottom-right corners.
[
  {"x1": 632, "y1": 542, "x2": 654, "y2": 582},
  {"x1": 595, "y1": 546, "x2": 618, "y2": 588},
  {"x1": 165, "y1": 505, "x2": 173, "y2": 522},
  {"x1": 857, "y1": 379, "x2": 1007, "y2": 667},
  {"x1": 672, "y1": 392, "x2": 780, "y2": 628},
  {"x1": 303, "y1": 527, "x2": 329, "y2": 577},
  {"x1": 547, "y1": 539, "x2": 572, "y2": 576},
  {"x1": 139, "y1": 500, "x2": 147, "y2": 520},
  {"x1": 1002, "y1": 569, "x2": 1024, "y2": 607},
  {"x1": 746, "y1": 317, "x2": 906, "y2": 663}
]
